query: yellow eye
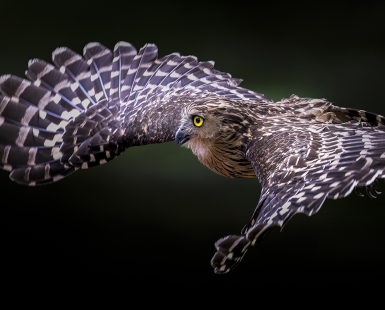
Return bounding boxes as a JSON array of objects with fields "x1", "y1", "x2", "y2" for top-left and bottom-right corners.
[{"x1": 193, "y1": 115, "x2": 204, "y2": 127}]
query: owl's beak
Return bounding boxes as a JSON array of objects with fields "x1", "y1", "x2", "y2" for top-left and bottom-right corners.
[{"x1": 175, "y1": 128, "x2": 190, "y2": 147}]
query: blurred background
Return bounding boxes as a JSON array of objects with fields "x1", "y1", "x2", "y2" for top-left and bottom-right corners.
[{"x1": 1, "y1": 0, "x2": 384, "y2": 300}]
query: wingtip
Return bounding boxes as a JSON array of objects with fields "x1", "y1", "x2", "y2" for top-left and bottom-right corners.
[
  {"x1": 28, "y1": 58, "x2": 39, "y2": 67},
  {"x1": 0, "y1": 74, "x2": 11, "y2": 86},
  {"x1": 139, "y1": 43, "x2": 158, "y2": 52},
  {"x1": 113, "y1": 41, "x2": 137, "y2": 54},
  {"x1": 83, "y1": 42, "x2": 101, "y2": 55},
  {"x1": 52, "y1": 47, "x2": 68, "y2": 59},
  {"x1": 114, "y1": 41, "x2": 132, "y2": 49}
]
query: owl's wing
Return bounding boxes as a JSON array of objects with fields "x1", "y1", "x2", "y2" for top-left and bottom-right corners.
[
  {"x1": 0, "y1": 41, "x2": 270, "y2": 185},
  {"x1": 211, "y1": 121, "x2": 385, "y2": 274}
]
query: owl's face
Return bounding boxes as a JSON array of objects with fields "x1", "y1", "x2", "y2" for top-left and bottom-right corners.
[
  {"x1": 175, "y1": 107, "x2": 222, "y2": 146},
  {"x1": 175, "y1": 103, "x2": 255, "y2": 178}
]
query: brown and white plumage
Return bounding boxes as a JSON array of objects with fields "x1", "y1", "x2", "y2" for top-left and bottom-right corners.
[
  {"x1": 0, "y1": 41, "x2": 384, "y2": 274},
  {"x1": 209, "y1": 96, "x2": 385, "y2": 273}
]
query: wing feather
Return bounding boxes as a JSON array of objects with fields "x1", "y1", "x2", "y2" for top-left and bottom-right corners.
[
  {"x1": 110, "y1": 41, "x2": 137, "y2": 100},
  {"x1": 211, "y1": 119, "x2": 385, "y2": 274},
  {"x1": 52, "y1": 47, "x2": 97, "y2": 107},
  {"x1": 120, "y1": 43, "x2": 158, "y2": 101},
  {"x1": 83, "y1": 42, "x2": 113, "y2": 101},
  {"x1": 0, "y1": 40, "x2": 270, "y2": 185}
]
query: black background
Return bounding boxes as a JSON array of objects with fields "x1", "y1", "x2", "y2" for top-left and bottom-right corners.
[{"x1": 1, "y1": 0, "x2": 385, "y2": 302}]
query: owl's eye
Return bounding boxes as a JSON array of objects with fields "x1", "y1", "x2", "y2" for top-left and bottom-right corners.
[{"x1": 193, "y1": 115, "x2": 204, "y2": 127}]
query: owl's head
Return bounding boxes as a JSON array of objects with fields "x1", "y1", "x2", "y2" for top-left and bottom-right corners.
[{"x1": 175, "y1": 99, "x2": 255, "y2": 178}]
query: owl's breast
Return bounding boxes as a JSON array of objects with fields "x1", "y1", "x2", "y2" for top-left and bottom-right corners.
[{"x1": 185, "y1": 138, "x2": 256, "y2": 178}]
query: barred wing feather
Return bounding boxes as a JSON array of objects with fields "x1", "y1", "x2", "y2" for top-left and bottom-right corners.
[
  {"x1": 211, "y1": 121, "x2": 385, "y2": 274},
  {"x1": 0, "y1": 41, "x2": 269, "y2": 185}
]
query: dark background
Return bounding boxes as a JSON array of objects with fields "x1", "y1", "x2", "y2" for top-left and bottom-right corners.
[{"x1": 1, "y1": 0, "x2": 385, "y2": 301}]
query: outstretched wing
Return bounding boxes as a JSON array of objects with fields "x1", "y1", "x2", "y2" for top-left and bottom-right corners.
[
  {"x1": 211, "y1": 120, "x2": 385, "y2": 274},
  {"x1": 0, "y1": 41, "x2": 271, "y2": 185}
]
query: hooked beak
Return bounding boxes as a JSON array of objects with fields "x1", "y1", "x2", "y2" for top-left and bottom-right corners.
[{"x1": 175, "y1": 128, "x2": 190, "y2": 147}]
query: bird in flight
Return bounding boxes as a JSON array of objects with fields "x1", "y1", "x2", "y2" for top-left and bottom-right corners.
[{"x1": 0, "y1": 41, "x2": 384, "y2": 274}]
